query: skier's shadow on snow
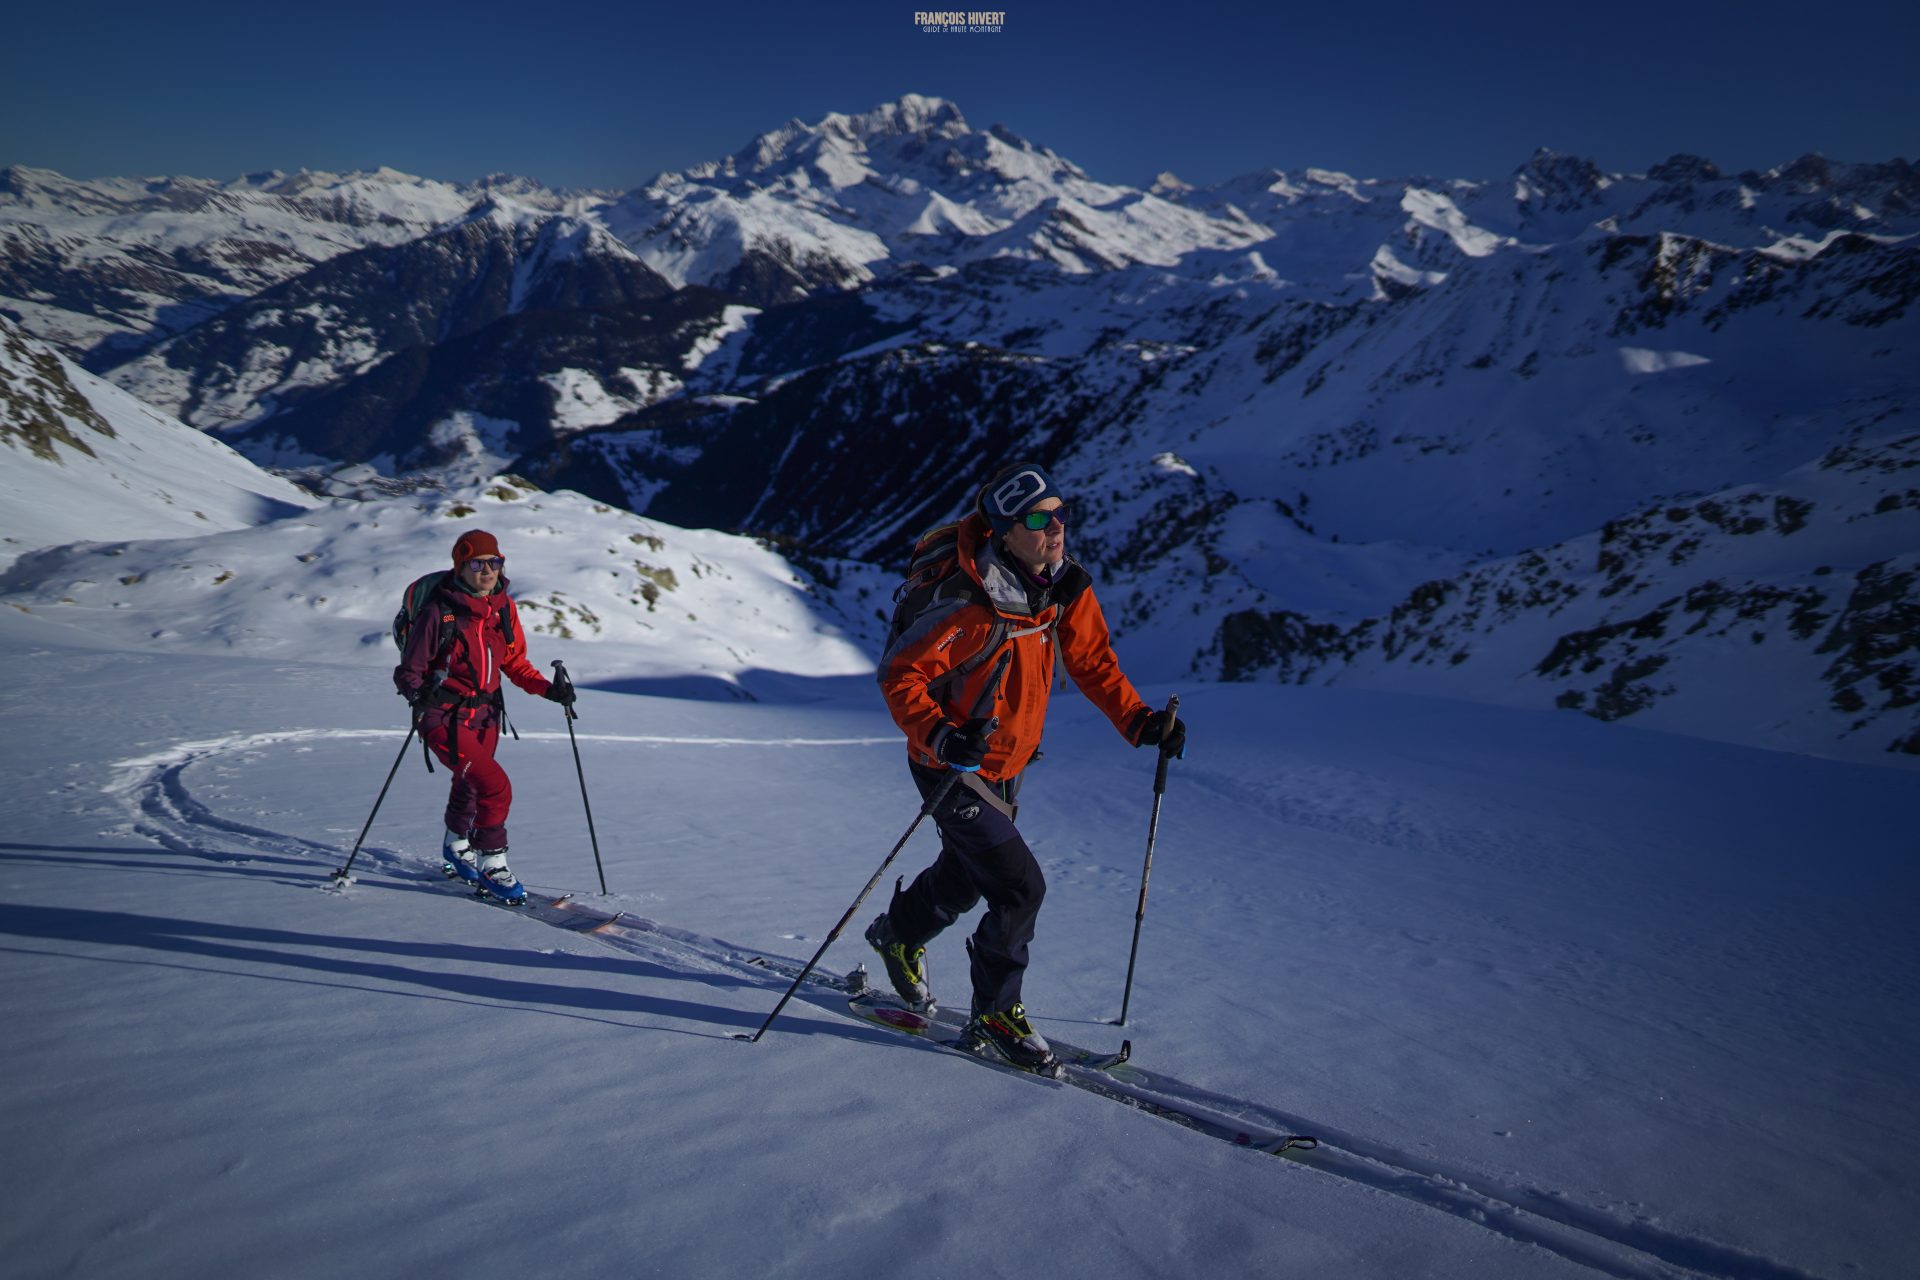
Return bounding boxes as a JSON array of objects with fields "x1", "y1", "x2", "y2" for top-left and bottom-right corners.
[
  {"x1": 0, "y1": 843, "x2": 317, "y2": 882},
  {"x1": 0, "y1": 902, "x2": 887, "y2": 1045}
]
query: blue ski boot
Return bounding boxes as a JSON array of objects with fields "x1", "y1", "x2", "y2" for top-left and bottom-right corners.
[
  {"x1": 476, "y1": 848, "x2": 527, "y2": 905},
  {"x1": 442, "y1": 829, "x2": 482, "y2": 887}
]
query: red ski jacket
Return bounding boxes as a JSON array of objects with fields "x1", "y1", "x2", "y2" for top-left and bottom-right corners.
[
  {"x1": 394, "y1": 576, "x2": 551, "y2": 707},
  {"x1": 878, "y1": 515, "x2": 1150, "y2": 782}
]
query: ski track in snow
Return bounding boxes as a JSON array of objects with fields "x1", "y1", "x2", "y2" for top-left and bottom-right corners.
[{"x1": 105, "y1": 727, "x2": 1833, "y2": 1280}]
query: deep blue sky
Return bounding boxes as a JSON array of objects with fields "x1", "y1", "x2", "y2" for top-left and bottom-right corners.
[{"x1": 4, "y1": 0, "x2": 1914, "y2": 191}]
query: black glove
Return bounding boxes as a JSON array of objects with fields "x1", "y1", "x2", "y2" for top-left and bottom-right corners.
[
  {"x1": 935, "y1": 717, "x2": 994, "y2": 772},
  {"x1": 1136, "y1": 709, "x2": 1187, "y2": 759},
  {"x1": 544, "y1": 679, "x2": 576, "y2": 708}
]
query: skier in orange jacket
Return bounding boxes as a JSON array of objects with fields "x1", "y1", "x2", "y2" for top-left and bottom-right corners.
[{"x1": 869, "y1": 461, "x2": 1185, "y2": 1070}]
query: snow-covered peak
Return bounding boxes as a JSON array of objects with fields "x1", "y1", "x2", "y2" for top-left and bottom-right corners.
[
  {"x1": 1773, "y1": 152, "x2": 1838, "y2": 191},
  {"x1": 825, "y1": 93, "x2": 970, "y2": 142},
  {"x1": 0, "y1": 164, "x2": 148, "y2": 216},
  {"x1": 1301, "y1": 167, "x2": 1371, "y2": 196},
  {"x1": 252, "y1": 167, "x2": 514, "y2": 225},
  {"x1": 1513, "y1": 148, "x2": 1612, "y2": 210},
  {"x1": 691, "y1": 95, "x2": 1033, "y2": 193},
  {"x1": 472, "y1": 171, "x2": 579, "y2": 203},
  {"x1": 435, "y1": 197, "x2": 655, "y2": 302},
  {"x1": 1645, "y1": 153, "x2": 1724, "y2": 185},
  {"x1": 599, "y1": 96, "x2": 1267, "y2": 299},
  {"x1": 448, "y1": 193, "x2": 574, "y2": 234}
]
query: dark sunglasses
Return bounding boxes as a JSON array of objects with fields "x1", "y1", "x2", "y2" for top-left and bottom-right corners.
[
  {"x1": 465, "y1": 557, "x2": 505, "y2": 572},
  {"x1": 1018, "y1": 505, "x2": 1069, "y2": 531}
]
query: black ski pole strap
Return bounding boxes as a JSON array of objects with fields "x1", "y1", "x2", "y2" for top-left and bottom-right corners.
[{"x1": 412, "y1": 706, "x2": 435, "y2": 774}]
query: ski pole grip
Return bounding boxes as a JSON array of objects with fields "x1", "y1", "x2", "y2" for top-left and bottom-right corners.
[{"x1": 1152, "y1": 694, "x2": 1180, "y2": 791}]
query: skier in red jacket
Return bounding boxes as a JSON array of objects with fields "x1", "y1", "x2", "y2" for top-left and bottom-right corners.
[
  {"x1": 869, "y1": 462, "x2": 1186, "y2": 1071},
  {"x1": 393, "y1": 529, "x2": 573, "y2": 903}
]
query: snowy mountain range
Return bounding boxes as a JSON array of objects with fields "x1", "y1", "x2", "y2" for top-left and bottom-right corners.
[
  {"x1": 0, "y1": 164, "x2": 593, "y2": 360},
  {"x1": 2, "y1": 96, "x2": 1915, "y2": 764}
]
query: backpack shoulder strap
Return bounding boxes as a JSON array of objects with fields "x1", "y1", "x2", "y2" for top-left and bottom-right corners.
[
  {"x1": 925, "y1": 610, "x2": 1009, "y2": 708},
  {"x1": 419, "y1": 574, "x2": 462, "y2": 667},
  {"x1": 498, "y1": 593, "x2": 519, "y2": 650}
]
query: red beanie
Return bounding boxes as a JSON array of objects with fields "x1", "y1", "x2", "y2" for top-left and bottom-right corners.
[{"x1": 451, "y1": 529, "x2": 502, "y2": 564}]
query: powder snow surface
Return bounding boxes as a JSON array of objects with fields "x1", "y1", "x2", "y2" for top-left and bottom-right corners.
[{"x1": 2, "y1": 606, "x2": 1914, "y2": 1278}]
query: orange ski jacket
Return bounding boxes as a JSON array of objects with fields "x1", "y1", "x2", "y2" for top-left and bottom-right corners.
[{"x1": 878, "y1": 514, "x2": 1150, "y2": 782}]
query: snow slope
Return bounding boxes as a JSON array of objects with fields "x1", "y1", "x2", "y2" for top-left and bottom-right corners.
[
  {"x1": 1, "y1": 363, "x2": 1915, "y2": 1274},
  {"x1": 1, "y1": 331, "x2": 1914, "y2": 1272},
  {"x1": 0, "y1": 318, "x2": 318, "y2": 571},
  {"x1": 2, "y1": 619, "x2": 1914, "y2": 1279},
  {"x1": 0, "y1": 474, "x2": 887, "y2": 696}
]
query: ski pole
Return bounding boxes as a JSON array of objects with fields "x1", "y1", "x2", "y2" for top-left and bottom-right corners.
[
  {"x1": 1117, "y1": 695, "x2": 1179, "y2": 1026},
  {"x1": 553, "y1": 660, "x2": 607, "y2": 895},
  {"x1": 331, "y1": 720, "x2": 420, "y2": 883},
  {"x1": 742, "y1": 650, "x2": 1011, "y2": 1043}
]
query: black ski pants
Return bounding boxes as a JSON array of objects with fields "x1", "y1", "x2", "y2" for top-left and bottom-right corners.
[{"x1": 886, "y1": 763, "x2": 1044, "y2": 1014}]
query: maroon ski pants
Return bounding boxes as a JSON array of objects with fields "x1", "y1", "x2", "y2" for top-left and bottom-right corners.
[{"x1": 421, "y1": 708, "x2": 511, "y2": 850}]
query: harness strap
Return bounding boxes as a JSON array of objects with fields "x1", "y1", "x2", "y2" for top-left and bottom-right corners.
[
  {"x1": 959, "y1": 771, "x2": 1020, "y2": 822},
  {"x1": 420, "y1": 687, "x2": 497, "y2": 712}
]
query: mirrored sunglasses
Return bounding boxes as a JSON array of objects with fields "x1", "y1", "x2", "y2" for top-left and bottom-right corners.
[
  {"x1": 1019, "y1": 505, "x2": 1069, "y2": 531},
  {"x1": 465, "y1": 557, "x2": 505, "y2": 572}
]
